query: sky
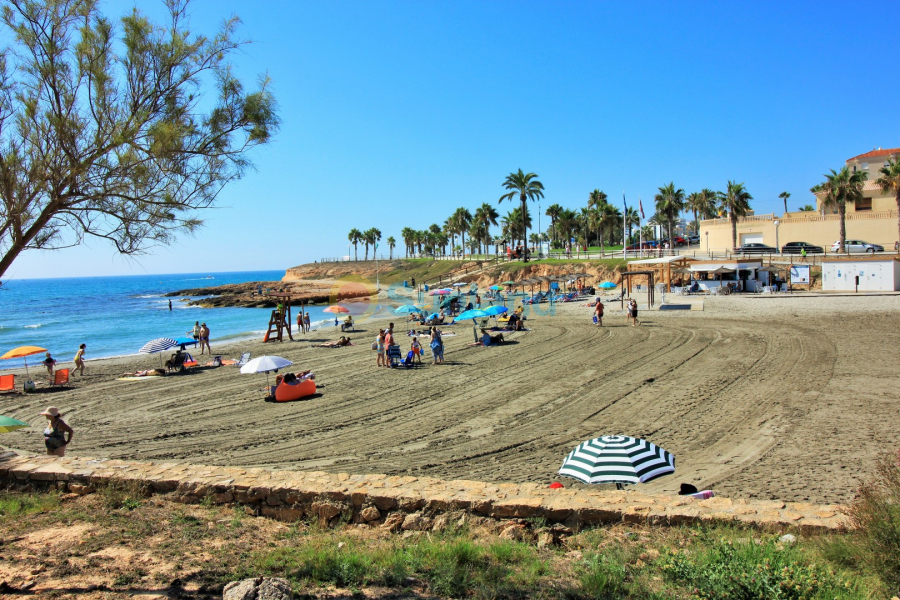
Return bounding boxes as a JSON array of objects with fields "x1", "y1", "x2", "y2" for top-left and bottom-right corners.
[{"x1": 6, "y1": 0, "x2": 900, "y2": 279}]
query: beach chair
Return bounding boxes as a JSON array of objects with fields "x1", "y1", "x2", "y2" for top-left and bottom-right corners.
[
  {"x1": 387, "y1": 344, "x2": 402, "y2": 367},
  {"x1": 234, "y1": 352, "x2": 251, "y2": 368},
  {"x1": 0, "y1": 374, "x2": 14, "y2": 393},
  {"x1": 50, "y1": 368, "x2": 70, "y2": 387},
  {"x1": 401, "y1": 351, "x2": 417, "y2": 369}
]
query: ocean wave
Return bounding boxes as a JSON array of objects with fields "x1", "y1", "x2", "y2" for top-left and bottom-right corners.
[
  {"x1": 178, "y1": 277, "x2": 216, "y2": 281},
  {"x1": 135, "y1": 294, "x2": 160, "y2": 299},
  {"x1": 23, "y1": 324, "x2": 42, "y2": 329}
]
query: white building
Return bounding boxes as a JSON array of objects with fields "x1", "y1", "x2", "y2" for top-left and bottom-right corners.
[{"x1": 821, "y1": 258, "x2": 900, "y2": 292}]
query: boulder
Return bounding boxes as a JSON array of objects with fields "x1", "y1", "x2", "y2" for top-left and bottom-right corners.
[{"x1": 223, "y1": 577, "x2": 292, "y2": 600}]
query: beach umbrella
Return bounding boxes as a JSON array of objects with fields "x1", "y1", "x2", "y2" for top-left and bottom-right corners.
[
  {"x1": 429, "y1": 289, "x2": 451, "y2": 296},
  {"x1": 452, "y1": 282, "x2": 466, "y2": 287},
  {"x1": 502, "y1": 280, "x2": 516, "y2": 286},
  {"x1": 0, "y1": 415, "x2": 28, "y2": 433},
  {"x1": 558, "y1": 435, "x2": 675, "y2": 489},
  {"x1": 456, "y1": 309, "x2": 488, "y2": 321},
  {"x1": 0, "y1": 346, "x2": 47, "y2": 377},
  {"x1": 482, "y1": 305, "x2": 508, "y2": 316},
  {"x1": 240, "y1": 355, "x2": 294, "y2": 388},
  {"x1": 599, "y1": 281, "x2": 617, "y2": 289},
  {"x1": 394, "y1": 305, "x2": 422, "y2": 314},
  {"x1": 323, "y1": 305, "x2": 350, "y2": 314},
  {"x1": 489, "y1": 285, "x2": 504, "y2": 291},
  {"x1": 140, "y1": 338, "x2": 178, "y2": 354},
  {"x1": 171, "y1": 337, "x2": 199, "y2": 349}
]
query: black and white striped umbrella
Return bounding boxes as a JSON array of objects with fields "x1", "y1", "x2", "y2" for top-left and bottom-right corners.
[
  {"x1": 558, "y1": 435, "x2": 675, "y2": 486},
  {"x1": 139, "y1": 338, "x2": 179, "y2": 354}
]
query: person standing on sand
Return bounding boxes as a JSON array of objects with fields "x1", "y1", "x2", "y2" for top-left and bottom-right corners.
[
  {"x1": 73, "y1": 344, "x2": 86, "y2": 376},
  {"x1": 41, "y1": 406, "x2": 73, "y2": 457},
  {"x1": 190, "y1": 321, "x2": 200, "y2": 341},
  {"x1": 594, "y1": 300, "x2": 604, "y2": 327},
  {"x1": 629, "y1": 299, "x2": 640, "y2": 326},
  {"x1": 199, "y1": 323, "x2": 211, "y2": 354},
  {"x1": 43, "y1": 352, "x2": 57, "y2": 376},
  {"x1": 430, "y1": 326, "x2": 444, "y2": 365},
  {"x1": 297, "y1": 311, "x2": 304, "y2": 334},
  {"x1": 305, "y1": 313, "x2": 311, "y2": 332},
  {"x1": 376, "y1": 329, "x2": 386, "y2": 367}
]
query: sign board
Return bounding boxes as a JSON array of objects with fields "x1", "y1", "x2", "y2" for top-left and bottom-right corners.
[{"x1": 790, "y1": 265, "x2": 810, "y2": 284}]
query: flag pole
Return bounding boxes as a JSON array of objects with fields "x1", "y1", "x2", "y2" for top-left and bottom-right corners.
[{"x1": 623, "y1": 191, "x2": 628, "y2": 260}]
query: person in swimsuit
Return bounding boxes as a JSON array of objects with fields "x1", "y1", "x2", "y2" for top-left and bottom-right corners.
[
  {"x1": 630, "y1": 299, "x2": 640, "y2": 326},
  {"x1": 190, "y1": 321, "x2": 200, "y2": 341},
  {"x1": 594, "y1": 300, "x2": 604, "y2": 327},
  {"x1": 376, "y1": 330, "x2": 386, "y2": 367},
  {"x1": 316, "y1": 337, "x2": 351, "y2": 348},
  {"x1": 304, "y1": 313, "x2": 311, "y2": 332},
  {"x1": 199, "y1": 323, "x2": 211, "y2": 354},
  {"x1": 41, "y1": 406, "x2": 73, "y2": 457},
  {"x1": 73, "y1": 344, "x2": 86, "y2": 376},
  {"x1": 123, "y1": 368, "x2": 166, "y2": 377},
  {"x1": 43, "y1": 352, "x2": 57, "y2": 376},
  {"x1": 430, "y1": 326, "x2": 444, "y2": 364}
]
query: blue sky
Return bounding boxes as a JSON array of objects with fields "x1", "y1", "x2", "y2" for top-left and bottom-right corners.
[{"x1": 8, "y1": 0, "x2": 900, "y2": 279}]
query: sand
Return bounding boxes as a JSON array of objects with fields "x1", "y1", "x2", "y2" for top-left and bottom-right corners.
[{"x1": 2, "y1": 292, "x2": 898, "y2": 505}]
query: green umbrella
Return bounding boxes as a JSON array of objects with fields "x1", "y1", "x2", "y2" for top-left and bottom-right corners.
[
  {"x1": 0, "y1": 415, "x2": 28, "y2": 433},
  {"x1": 502, "y1": 280, "x2": 516, "y2": 286}
]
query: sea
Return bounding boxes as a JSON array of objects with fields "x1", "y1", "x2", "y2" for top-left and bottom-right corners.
[{"x1": 0, "y1": 271, "x2": 339, "y2": 370}]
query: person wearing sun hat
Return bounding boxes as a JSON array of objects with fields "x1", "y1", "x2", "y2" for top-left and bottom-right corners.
[{"x1": 40, "y1": 407, "x2": 73, "y2": 457}]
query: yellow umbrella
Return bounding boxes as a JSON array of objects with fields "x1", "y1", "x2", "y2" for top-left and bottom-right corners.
[{"x1": 1, "y1": 345, "x2": 47, "y2": 378}]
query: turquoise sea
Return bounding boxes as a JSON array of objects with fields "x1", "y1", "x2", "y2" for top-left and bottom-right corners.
[{"x1": 0, "y1": 271, "x2": 337, "y2": 370}]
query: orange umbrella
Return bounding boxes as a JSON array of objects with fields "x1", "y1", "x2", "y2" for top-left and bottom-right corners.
[
  {"x1": 1, "y1": 345, "x2": 47, "y2": 378},
  {"x1": 323, "y1": 305, "x2": 350, "y2": 314}
]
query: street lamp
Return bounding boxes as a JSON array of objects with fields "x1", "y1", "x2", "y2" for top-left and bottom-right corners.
[{"x1": 773, "y1": 219, "x2": 780, "y2": 254}]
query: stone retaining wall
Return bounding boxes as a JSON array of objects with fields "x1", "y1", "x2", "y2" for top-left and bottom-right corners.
[{"x1": 0, "y1": 452, "x2": 847, "y2": 534}]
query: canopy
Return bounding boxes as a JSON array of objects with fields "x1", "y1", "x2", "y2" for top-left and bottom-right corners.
[
  {"x1": 708, "y1": 267, "x2": 735, "y2": 274},
  {"x1": 1, "y1": 346, "x2": 46, "y2": 360},
  {"x1": 558, "y1": 435, "x2": 675, "y2": 487}
]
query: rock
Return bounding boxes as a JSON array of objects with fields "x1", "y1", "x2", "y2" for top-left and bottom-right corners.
[
  {"x1": 537, "y1": 531, "x2": 554, "y2": 549},
  {"x1": 223, "y1": 577, "x2": 292, "y2": 600},
  {"x1": 360, "y1": 506, "x2": 381, "y2": 522},
  {"x1": 401, "y1": 512, "x2": 430, "y2": 531},
  {"x1": 381, "y1": 513, "x2": 404, "y2": 531},
  {"x1": 68, "y1": 484, "x2": 94, "y2": 495},
  {"x1": 311, "y1": 501, "x2": 343, "y2": 523},
  {"x1": 779, "y1": 533, "x2": 797, "y2": 544},
  {"x1": 431, "y1": 514, "x2": 450, "y2": 532},
  {"x1": 499, "y1": 523, "x2": 527, "y2": 541}
]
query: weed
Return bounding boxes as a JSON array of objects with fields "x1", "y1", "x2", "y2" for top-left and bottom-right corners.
[
  {"x1": 0, "y1": 491, "x2": 60, "y2": 520},
  {"x1": 98, "y1": 480, "x2": 147, "y2": 511}
]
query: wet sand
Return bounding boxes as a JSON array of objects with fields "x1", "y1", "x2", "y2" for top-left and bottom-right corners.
[{"x1": 2, "y1": 294, "x2": 898, "y2": 505}]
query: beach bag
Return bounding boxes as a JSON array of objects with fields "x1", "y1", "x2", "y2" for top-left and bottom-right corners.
[
  {"x1": 23, "y1": 380, "x2": 36, "y2": 392},
  {"x1": 371, "y1": 341, "x2": 378, "y2": 351}
]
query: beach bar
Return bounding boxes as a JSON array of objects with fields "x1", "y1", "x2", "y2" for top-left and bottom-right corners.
[
  {"x1": 822, "y1": 257, "x2": 900, "y2": 292},
  {"x1": 688, "y1": 259, "x2": 765, "y2": 292}
]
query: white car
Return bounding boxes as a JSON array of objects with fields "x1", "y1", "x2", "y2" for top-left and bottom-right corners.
[{"x1": 830, "y1": 240, "x2": 884, "y2": 253}]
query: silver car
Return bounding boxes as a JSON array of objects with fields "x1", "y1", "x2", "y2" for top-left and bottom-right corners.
[{"x1": 830, "y1": 239, "x2": 884, "y2": 253}]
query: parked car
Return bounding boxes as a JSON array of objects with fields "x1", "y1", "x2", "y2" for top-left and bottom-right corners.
[
  {"x1": 688, "y1": 234, "x2": 700, "y2": 245},
  {"x1": 734, "y1": 243, "x2": 777, "y2": 254},
  {"x1": 781, "y1": 241, "x2": 824, "y2": 254},
  {"x1": 643, "y1": 240, "x2": 659, "y2": 248},
  {"x1": 830, "y1": 240, "x2": 884, "y2": 253}
]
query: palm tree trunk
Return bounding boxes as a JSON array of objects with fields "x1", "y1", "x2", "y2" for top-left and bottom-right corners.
[
  {"x1": 354, "y1": 243, "x2": 358, "y2": 261},
  {"x1": 839, "y1": 204, "x2": 847, "y2": 254},
  {"x1": 783, "y1": 198, "x2": 788, "y2": 213},
  {"x1": 693, "y1": 209, "x2": 699, "y2": 234},
  {"x1": 896, "y1": 193, "x2": 900, "y2": 250},
  {"x1": 730, "y1": 213, "x2": 737, "y2": 249},
  {"x1": 521, "y1": 195, "x2": 529, "y2": 262}
]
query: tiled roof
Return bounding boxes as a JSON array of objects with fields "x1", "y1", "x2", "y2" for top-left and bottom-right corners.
[{"x1": 847, "y1": 148, "x2": 900, "y2": 162}]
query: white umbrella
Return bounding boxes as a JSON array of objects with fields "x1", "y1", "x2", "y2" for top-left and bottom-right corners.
[
  {"x1": 240, "y1": 355, "x2": 294, "y2": 388},
  {"x1": 558, "y1": 435, "x2": 675, "y2": 490}
]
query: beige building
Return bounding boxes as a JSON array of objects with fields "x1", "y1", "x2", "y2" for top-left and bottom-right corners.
[{"x1": 700, "y1": 148, "x2": 899, "y2": 251}]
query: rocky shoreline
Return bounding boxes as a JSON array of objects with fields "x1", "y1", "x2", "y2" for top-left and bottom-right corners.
[{"x1": 164, "y1": 280, "x2": 372, "y2": 308}]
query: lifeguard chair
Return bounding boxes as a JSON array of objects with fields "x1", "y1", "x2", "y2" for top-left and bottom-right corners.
[{"x1": 264, "y1": 293, "x2": 294, "y2": 342}]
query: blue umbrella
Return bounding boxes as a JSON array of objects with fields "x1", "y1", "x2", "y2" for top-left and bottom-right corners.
[
  {"x1": 427, "y1": 313, "x2": 439, "y2": 320},
  {"x1": 172, "y1": 337, "x2": 199, "y2": 348},
  {"x1": 599, "y1": 281, "x2": 617, "y2": 289},
  {"x1": 140, "y1": 338, "x2": 178, "y2": 354},
  {"x1": 456, "y1": 309, "x2": 488, "y2": 320},
  {"x1": 394, "y1": 305, "x2": 422, "y2": 314},
  {"x1": 482, "y1": 305, "x2": 508, "y2": 316}
]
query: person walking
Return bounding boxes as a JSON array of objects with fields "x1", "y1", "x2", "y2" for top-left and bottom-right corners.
[
  {"x1": 41, "y1": 406, "x2": 73, "y2": 457},
  {"x1": 43, "y1": 352, "x2": 57, "y2": 376},
  {"x1": 199, "y1": 323, "x2": 211, "y2": 354},
  {"x1": 430, "y1": 326, "x2": 444, "y2": 365},
  {"x1": 73, "y1": 344, "x2": 86, "y2": 376},
  {"x1": 594, "y1": 299, "x2": 604, "y2": 327}
]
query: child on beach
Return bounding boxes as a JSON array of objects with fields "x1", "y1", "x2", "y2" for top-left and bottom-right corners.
[
  {"x1": 411, "y1": 337, "x2": 422, "y2": 364},
  {"x1": 376, "y1": 330, "x2": 386, "y2": 367}
]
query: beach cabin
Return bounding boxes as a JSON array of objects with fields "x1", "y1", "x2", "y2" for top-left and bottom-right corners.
[
  {"x1": 822, "y1": 257, "x2": 900, "y2": 292},
  {"x1": 688, "y1": 259, "x2": 765, "y2": 293}
]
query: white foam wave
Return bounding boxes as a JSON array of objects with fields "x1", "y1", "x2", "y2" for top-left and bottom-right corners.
[
  {"x1": 23, "y1": 324, "x2": 42, "y2": 329},
  {"x1": 135, "y1": 294, "x2": 160, "y2": 299}
]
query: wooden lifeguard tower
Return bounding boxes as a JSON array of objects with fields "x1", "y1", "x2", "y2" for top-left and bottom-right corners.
[{"x1": 264, "y1": 293, "x2": 294, "y2": 342}]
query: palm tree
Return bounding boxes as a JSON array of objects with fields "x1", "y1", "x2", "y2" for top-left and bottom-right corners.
[
  {"x1": 779, "y1": 191, "x2": 791, "y2": 214},
  {"x1": 348, "y1": 228, "x2": 362, "y2": 261},
  {"x1": 499, "y1": 169, "x2": 544, "y2": 262},
  {"x1": 386, "y1": 236, "x2": 396, "y2": 260},
  {"x1": 587, "y1": 189, "x2": 608, "y2": 210},
  {"x1": 654, "y1": 182, "x2": 685, "y2": 243},
  {"x1": 799, "y1": 205, "x2": 816, "y2": 212},
  {"x1": 545, "y1": 203, "x2": 563, "y2": 246},
  {"x1": 624, "y1": 207, "x2": 639, "y2": 242},
  {"x1": 556, "y1": 208, "x2": 578, "y2": 248},
  {"x1": 453, "y1": 207, "x2": 473, "y2": 257},
  {"x1": 719, "y1": 181, "x2": 753, "y2": 249},
  {"x1": 474, "y1": 203, "x2": 499, "y2": 255},
  {"x1": 876, "y1": 158, "x2": 900, "y2": 245},
  {"x1": 400, "y1": 227, "x2": 414, "y2": 257},
  {"x1": 686, "y1": 192, "x2": 714, "y2": 235},
  {"x1": 363, "y1": 227, "x2": 381, "y2": 260},
  {"x1": 820, "y1": 167, "x2": 867, "y2": 253}
]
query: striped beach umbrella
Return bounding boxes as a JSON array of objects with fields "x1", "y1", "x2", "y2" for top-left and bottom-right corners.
[
  {"x1": 139, "y1": 338, "x2": 178, "y2": 354},
  {"x1": 558, "y1": 435, "x2": 675, "y2": 487}
]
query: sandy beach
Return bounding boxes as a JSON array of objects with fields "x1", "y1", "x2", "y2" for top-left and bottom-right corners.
[{"x1": 2, "y1": 292, "x2": 898, "y2": 505}]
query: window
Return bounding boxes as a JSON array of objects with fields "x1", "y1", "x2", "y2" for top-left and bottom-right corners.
[
  {"x1": 862, "y1": 162, "x2": 869, "y2": 170},
  {"x1": 855, "y1": 198, "x2": 872, "y2": 211}
]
